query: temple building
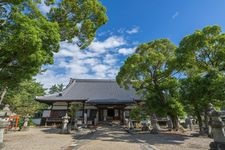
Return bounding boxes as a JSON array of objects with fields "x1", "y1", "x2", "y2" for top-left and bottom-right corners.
[{"x1": 36, "y1": 79, "x2": 141, "y2": 125}]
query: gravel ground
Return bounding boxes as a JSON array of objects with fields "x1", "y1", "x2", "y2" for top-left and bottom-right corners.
[
  {"x1": 3, "y1": 127, "x2": 74, "y2": 150},
  {"x1": 75, "y1": 125, "x2": 213, "y2": 150},
  {"x1": 2, "y1": 126, "x2": 213, "y2": 150},
  {"x1": 133, "y1": 131, "x2": 213, "y2": 150},
  {"x1": 74, "y1": 125, "x2": 152, "y2": 150}
]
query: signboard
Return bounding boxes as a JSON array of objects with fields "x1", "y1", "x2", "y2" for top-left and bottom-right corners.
[{"x1": 42, "y1": 110, "x2": 51, "y2": 118}]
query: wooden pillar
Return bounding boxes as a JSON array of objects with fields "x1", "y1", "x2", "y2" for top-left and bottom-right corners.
[
  {"x1": 82, "y1": 102, "x2": 85, "y2": 124},
  {"x1": 46, "y1": 103, "x2": 53, "y2": 126}
]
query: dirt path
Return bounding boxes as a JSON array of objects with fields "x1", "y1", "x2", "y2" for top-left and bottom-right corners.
[{"x1": 3, "y1": 127, "x2": 74, "y2": 150}]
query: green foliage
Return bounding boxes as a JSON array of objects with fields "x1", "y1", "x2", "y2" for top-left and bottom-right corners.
[
  {"x1": 68, "y1": 104, "x2": 81, "y2": 118},
  {"x1": 18, "y1": 117, "x2": 24, "y2": 129},
  {"x1": 49, "y1": 84, "x2": 64, "y2": 94},
  {"x1": 117, "y1": 39, "x2": 185, "y2": 118},
  {"x1": 0, "y1": 7, "x2": 60, "y2": 87},
  {"x1": 0, "y1": 0, "x2": 107, "y2": 91},
  {"x1": 130, "y1": 106, "x2": 147, "y2": 122},
  {"x1": 176, "y1": 25, "x2": 225, "y2": 75},
  {"x1": 4, "y1": 79, "x2": 47, "y2": 116},
  {"x1": 47, "y1": 0, "x2": 108, "y2": 48},
  {"x1": 177, "y1": 26, "x2": 225, "y2": 112}
]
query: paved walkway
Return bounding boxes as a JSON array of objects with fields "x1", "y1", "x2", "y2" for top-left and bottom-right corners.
[{"x1": 74, "y1": 125, "x2": 154, "y2": 150}]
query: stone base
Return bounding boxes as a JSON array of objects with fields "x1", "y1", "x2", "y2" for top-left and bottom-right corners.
[
  {"x1": 20, "y1": 127, "x2": 29, "y2": 131},
  {"x1": 209, "y1": 142, "x2": 225, "y2": 150},
  {"x1": 61, "y1": 128, "x2": 70, "y2": 134},
  {"x1": 150, "y1": 128, "x2": 159, "y2": 134}
]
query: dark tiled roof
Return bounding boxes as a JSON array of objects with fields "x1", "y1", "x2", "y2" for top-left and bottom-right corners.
[{"x1": 36, "y1": 79, "x2": 141, "y2": 104}]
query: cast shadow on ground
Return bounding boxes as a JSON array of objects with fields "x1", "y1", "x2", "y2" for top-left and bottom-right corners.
[{"x1": 73, "y1": 125, "x2": 193, "y2": 146}]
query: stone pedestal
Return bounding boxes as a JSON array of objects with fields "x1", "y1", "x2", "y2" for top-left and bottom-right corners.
[
  {"x1": 150, "y1": 114, "x2": 160, "y2": 134},
  {"x1": 167, "y1": 116, "x2": 173, "y2": 130},
  {"x1": 151, "y1": 118, "x2": 160, "y2": 134},
  {"x1": 128, "y1": 119, "x2": 134, "y2": 129},
  {"x1": 61, "y1": 113, "x2": 70, "y2": 134},
  {"x1": 21, "y1": 115, "x2": 30, "y2": 131},
  {"x1": 208, "y1": 108, "x2": 225, "y2": 150},
  {"x1": 185, "y1": 117, "x2": 193, "y2": 130}
]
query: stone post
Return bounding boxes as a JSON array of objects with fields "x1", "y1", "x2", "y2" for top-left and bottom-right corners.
[
  {"x1": 0, "y1": 119, "x2": 9, "y2": 148},
  {"x1": 123, "y1": 110, "x2": 126, "y2": 124},
  {"x1": 23, "y1": 115, "x2": 30, "y2": 130},
  {"x1": 103, "y1": 109, "x2": 107, "y2": 121},
  {"x1": 128, "y1": 118, "x2": 134, "y2": 130},
  {"x1": 61, "y1": 113, "x2": 70, "y2": 134}
]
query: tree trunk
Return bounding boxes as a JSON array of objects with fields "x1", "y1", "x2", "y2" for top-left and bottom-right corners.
[
  {"x1": 69, "y1": 116, "x2": 74, "y2": 130},
  {"x1": 196, "y1": 110, "x2": 203, "y2": 134},
  {"x1": 170, "y1": 115, "x2": 179, "y2": 131},
  {"x1": 0, "y1": 87, "x2": 7, "y2": 105},
  {"x1": 74, "y1": 117, "x2": 78, "y2": 130},
  {"x1": 204, "y1": 109, "x2": 209, "y2": 135}
]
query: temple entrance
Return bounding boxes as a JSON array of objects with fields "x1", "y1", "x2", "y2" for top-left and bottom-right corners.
[
  {"x1": 107, "y1": 109, "x2": 114, "y2": 117},
  {"x1": 99, "y1": 109, "x2": 104, "y2": 121},
  {"x1": 98, "y1": 106, "x2": 125, "y2": 123}
]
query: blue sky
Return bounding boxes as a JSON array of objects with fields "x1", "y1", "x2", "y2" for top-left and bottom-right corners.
[{"x1": 36, "y1": 0, "x2": 225, "y2": 88}]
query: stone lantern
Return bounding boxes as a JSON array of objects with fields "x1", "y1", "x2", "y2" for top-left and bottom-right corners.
[
  {"x1": 209, "y1": 107, "x2": 225, "y2": 150},
  {"x1": 61, "y1": 113, "x2": 70, "y2": 134}
]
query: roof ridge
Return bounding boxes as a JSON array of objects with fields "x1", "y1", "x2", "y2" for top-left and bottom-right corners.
[{"x1": 71, "y1": 79, "x2": 116, "y2": 82}]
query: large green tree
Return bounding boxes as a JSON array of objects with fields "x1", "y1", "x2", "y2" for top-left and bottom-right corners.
[
  {"x1": 180, "y1": 74, "x2": 225, "y2": 133},
  {"x1": 176, "y1": 26, "x2": 225, "y2": 74},
  {"x1": 0, "y1": 0, "x2": 107, "y2": 103},
  {"x1": 117, "y1": 39, "x2": 184, "y2": 130},
  {"x1": 4, "y1": 79, "x2": 46, "y2": 116},
  {"x1": 176, "y1": 25, "x2": 225, "y2": 133}
]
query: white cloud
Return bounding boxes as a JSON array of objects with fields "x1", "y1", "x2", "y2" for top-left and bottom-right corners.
[
  {"x1": 118, "y1": 47, "x2": 136, "y2": 55},
  {"x1": 88, "y1": 36, "x2": 126, "y2": 53},
  {"x1": 35, "y1": 70, "x2": 70, "y2": 89},
  {"x1": 92, "y1": 64, "x2": 109, "y2": 78},
  {"x1": 38, "y1": 1, "x2": 51, "y2": 15},
  {"x1": 103, "y1": 54, "x2": 118, "y2": 64},
  {"x1": 126, "y1": 27, "x2": 139, "y2": 34},
  {"x1": 83, "y1": 58, "x2": 100, "y2": 66},
  {"x1": 35, "y1": 31, "x2": 138, "y2": 89},
  {"x1": 172, "y1": 11, "x2": 179, "y2": 19}
]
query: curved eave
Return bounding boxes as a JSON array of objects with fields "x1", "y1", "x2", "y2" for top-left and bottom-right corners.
[
  {"x1": 87, "y1": 101, "x2": 135, "y2": 105},
  {"x1": 134, "y1": 99, "x2": 143, "y2": 102},
  {"x1": 35, "y1": 98, "x2": 87, "y2": 105},
  {"x1": 86, "y1": 99, "x2": 137, "y2": 105}
]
